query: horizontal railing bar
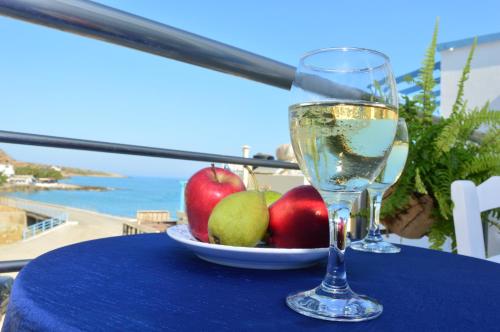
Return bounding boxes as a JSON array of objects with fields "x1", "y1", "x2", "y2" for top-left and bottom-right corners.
[
  {"x1": 0, "y1": 130, "x2": 300, "y2": 170},
  {"x1": 0, "y1": 0, "x2": 295, "y2": 90},
  {"x1": 0, "y1": 259, "x2": 30, "y2": 273},
  {"x1": 399, "y1": 85, "x2": 423, "y2": 95},
  {"x1": 395, "y1": 61, "x2": 441, "y2": 84},
  {"x1": 399, "y1": 84, "x2": 441, "y2": 96}
]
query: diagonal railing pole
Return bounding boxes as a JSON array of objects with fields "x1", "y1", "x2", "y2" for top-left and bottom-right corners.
[
  {"x1": 0, "y1": 0, "x2": 295, "y2": 90},
  {"x1": 0, "y1": 0, "x2": 373, "y2": 245},
  {"x1": 0, "y1": 0, "x2": 365, "y2": 99}
]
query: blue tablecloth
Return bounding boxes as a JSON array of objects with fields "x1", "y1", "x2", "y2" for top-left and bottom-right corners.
[{"x1": 3, "y1": 233, "x2": 500, "y2": 332}]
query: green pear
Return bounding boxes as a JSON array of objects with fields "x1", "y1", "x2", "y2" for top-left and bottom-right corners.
[
  {"x1": 263, "y1": 190, "x2": 282, "y2": 206},
  {"x1": 208, "y1": 191, "x2": 269, "y2": 247}
]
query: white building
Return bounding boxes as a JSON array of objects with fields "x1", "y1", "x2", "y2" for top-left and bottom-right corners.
[
  {"x1": 0, "y1": 163, "x2": 15, "y2": 177},
  {"x1": 227, "y1": 144, "x2": 308, "y2": 193},
  {"x1": 438, "y1": 32, "x2": 500, "y2": 117},
  {"x1": 9, "y1": 175, "x2": 36, "y2": 185},
  {"x1": 438, "y1": 33, "x2": 500, "y2": 255}
]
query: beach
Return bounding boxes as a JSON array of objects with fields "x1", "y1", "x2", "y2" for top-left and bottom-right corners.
[
  {"x1": 0, "y1": 197, "x2": 137, "y2": 327},
  {"x1": 0, "y1": 176, "x2": 183, "y2": 264},
  {"x1": 0, "y1": 197, "x2": 134, "y2": 263}
]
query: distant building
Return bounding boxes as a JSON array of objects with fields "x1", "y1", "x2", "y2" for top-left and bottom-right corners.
[
  {"x1": 51, "y1": 166, "x2": 62, "y2": 172},
  {"x1": 37, "y1": 177, "x2": 57, "y2": 184},
  {"x1": 226, "y1": 144, "x2": 307, "y2": 193},
  {"x1": 438, "y1": 32, "x2": 500, "y2": 117},
  {"x1": 136, "y1": 211, "x2": 171, "y2": 224},
  {"x1": 9, "y1": 175, "x2": 36, "y2": 185},
  {"x1": 0, "y1": 163, "x2": 15, "y2": 177}
]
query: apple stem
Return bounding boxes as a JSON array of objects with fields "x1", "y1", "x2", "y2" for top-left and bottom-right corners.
[
  {"x1": 211, "y1": 163, "x2": 220, "y2": 183},
  {"x1": 245, "y1": 166, "x2": 260, "y2": 191}
]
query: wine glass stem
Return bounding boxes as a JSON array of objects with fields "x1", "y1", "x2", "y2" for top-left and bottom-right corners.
[
  {"x1": 367, "y1": 188, "x2": 385, "y2": 241},
  {"x1": 320, "y1": 203, "x2": 351, "y2": 293}
]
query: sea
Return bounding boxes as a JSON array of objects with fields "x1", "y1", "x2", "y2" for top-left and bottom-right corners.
[{"x1": 8, "y1": 176, "x2": 185, "y2": 218}]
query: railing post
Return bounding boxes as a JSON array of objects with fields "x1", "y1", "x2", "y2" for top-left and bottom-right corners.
[{"x1": 179, "y1": 181, "x2": 187, "y2": 212}]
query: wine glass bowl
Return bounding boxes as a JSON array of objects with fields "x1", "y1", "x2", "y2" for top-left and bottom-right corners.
[
  {"x1": 286, "y1": 47, "x2": 398, "y2": 321},
  {"x1": 289, "y1": 101, "x2": 398, "y2": 193}
]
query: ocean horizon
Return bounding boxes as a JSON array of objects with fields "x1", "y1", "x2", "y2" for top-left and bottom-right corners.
[{"x1": 7, "y1": 176, "x2": 186, "y2": 218}]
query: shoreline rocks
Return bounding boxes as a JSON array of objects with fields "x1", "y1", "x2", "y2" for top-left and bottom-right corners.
[{"x1": 0, "y1": 183, "x2": 110, "y2": 193}]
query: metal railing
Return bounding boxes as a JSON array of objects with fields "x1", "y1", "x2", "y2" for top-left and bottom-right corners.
[
  {"x1": 0, "y1": 260, "x2": 31, "y2": 273},
  {"x1": 396, "y1": 61, "x2": 441, "y2": 105},
  {"x1": 22, "y1": 214, "x2": 68, "y2": 240},
  {"x1": 0, "y1": 131, "x2": 299, "y2": 170},
  {"x1": 0, "y1": 0, "x2": 447, "y2": 272},
  {"x1": 0, "y1": 0, "x2": 295, "y2": 90},
  {"x1": 0, "y1": 0, "x2": 306, "y2": 273}
]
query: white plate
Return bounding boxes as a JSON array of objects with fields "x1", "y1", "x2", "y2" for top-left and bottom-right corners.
[{"x1": 167, "y1": 224, "x2": 329, "y2": 270}]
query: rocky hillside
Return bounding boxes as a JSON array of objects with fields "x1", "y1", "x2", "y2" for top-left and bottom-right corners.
[
  {"x1": 0, "y1": 149, "x2": 123, "y2": 178},
  {"x1": 0, "y1": 149, "x2": 14, "y2": 165}
]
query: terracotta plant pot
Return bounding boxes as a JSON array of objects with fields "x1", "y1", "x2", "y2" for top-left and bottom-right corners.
[{"x1": 381, "y1": 191, "x2": 435, "y2": 239}]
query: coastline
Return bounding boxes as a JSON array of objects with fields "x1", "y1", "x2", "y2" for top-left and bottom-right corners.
[
  {"x1": 4, "y1": 176, "x2": 184, "y2": 218},
  {"x1": 61, "y1": 172, "x2": 126, "y2": 178},
  {"x1": 0, "y1": 183, "x2": 110, "y2": 193}
]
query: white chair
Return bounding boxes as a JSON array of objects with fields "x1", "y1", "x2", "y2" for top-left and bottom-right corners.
[{"x1": 451, "y1": 176, "x2": 500, "y2": 263}]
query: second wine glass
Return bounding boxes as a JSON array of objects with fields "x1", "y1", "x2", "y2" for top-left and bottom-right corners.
[{"x1": 351, "y1": 119, "x2": 409, "y2": 253}]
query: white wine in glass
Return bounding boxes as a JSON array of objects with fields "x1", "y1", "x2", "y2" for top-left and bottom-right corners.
[
  {"x1": 290, "y1": 101, "x2": 398, "y2": 193},
  {"x1": 286, "y1": 47, "x2": 398, "y2": 322}
]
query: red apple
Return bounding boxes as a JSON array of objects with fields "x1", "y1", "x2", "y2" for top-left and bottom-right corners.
[
  {"x1": 267, "y1": 185, "x2": 329, "y2": 248},
  {"x1": 185, "y1": 166, "x2": 245, "y2": 242}
]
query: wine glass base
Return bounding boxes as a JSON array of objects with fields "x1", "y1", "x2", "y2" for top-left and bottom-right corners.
[
  {"x1": 286, "y1": 287, "x2": 382, "y2": 322},
  {"x1": 350, "y1": 239, "x2": 401, "y2": 253}
]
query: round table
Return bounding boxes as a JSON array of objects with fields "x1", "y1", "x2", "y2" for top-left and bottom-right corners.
[{"x1": 3, "y1": 234, "x2": 500, "y2": 332}]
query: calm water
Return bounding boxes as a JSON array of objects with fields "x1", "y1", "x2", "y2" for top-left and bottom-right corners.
[{"x1": 8, "y1": 176, "x2": 185, "y2": 218}]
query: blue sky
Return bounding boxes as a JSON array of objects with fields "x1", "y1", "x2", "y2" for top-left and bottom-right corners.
[{"x1": 0, "y1": 0, "x2": 498, "y2": 178}]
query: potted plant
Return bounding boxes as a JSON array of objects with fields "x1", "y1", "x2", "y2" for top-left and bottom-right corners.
[{"x1": 380, "y1": 21, "x2": 500, "y2": 250}]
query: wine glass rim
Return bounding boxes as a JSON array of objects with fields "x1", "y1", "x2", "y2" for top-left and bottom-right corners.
[{"x1": 300, "y1": 47, "x2": 390, "y2": 73}]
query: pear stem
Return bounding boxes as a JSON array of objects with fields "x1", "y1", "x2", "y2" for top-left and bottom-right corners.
[
  {"x1": 211, "y1": 163, "x2": 220, "y2": 183},
  {"x1": 245, "y1": 166, "x2": 259, "y2": 191}
]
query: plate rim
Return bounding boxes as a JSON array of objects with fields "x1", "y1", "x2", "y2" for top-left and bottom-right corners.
[{"x1": 167, "y1": 224, "x2": 329, "y2": 254}]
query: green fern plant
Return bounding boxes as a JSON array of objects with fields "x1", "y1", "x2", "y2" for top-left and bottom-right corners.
[{"x1": 381, "y1": 22, "x2": 500, "y2": 250}]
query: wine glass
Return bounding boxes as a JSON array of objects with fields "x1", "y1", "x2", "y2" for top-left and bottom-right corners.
[
  {"x1": 351, "y1": 119, "x2": 409, "y2": 253},
  {"x1": 287, "y1": 47, "x2": 398, "y2": 321}
]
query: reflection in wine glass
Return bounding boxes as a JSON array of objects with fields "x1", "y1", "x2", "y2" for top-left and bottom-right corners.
[
  {"x1": 286, "y1": 47, "x2": 398, "y2": 321},
  {"x1": 351, "y1": 119, "x2": 409, "y2": 253}
]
